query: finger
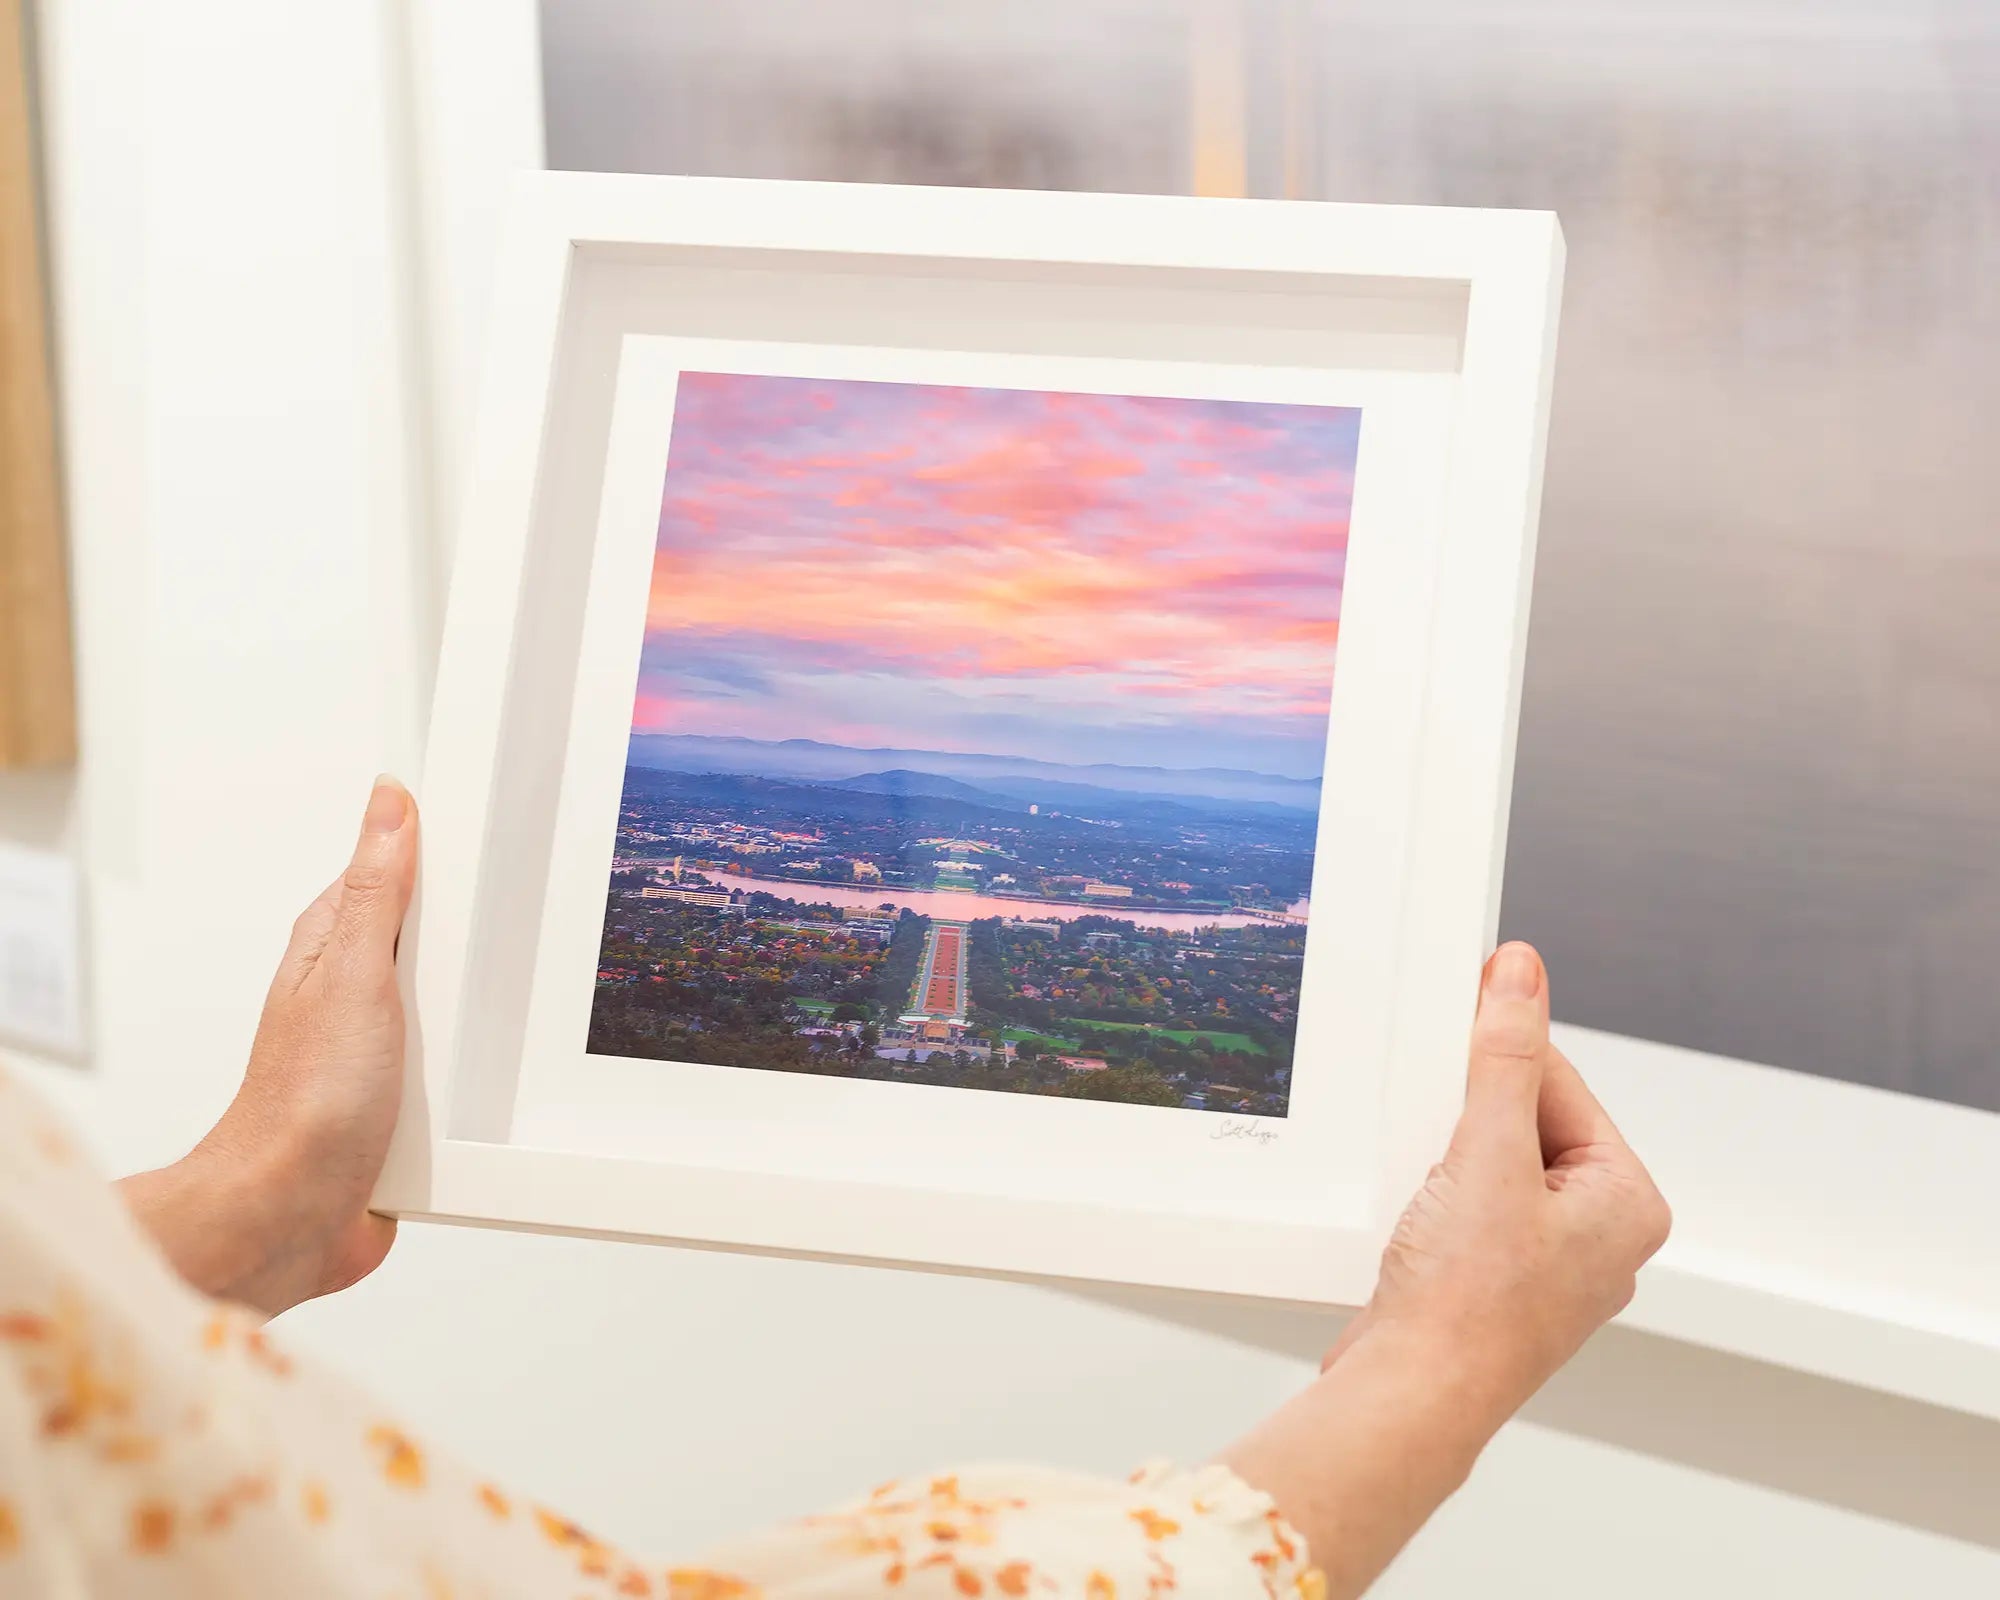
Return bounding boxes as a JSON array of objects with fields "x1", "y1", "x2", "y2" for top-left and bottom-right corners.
[
  {"x1": 270, "y1": 876, "x2": 343, "y2": 997},
  {"x1": 1448, "y1": 942, "x2": 1551, "y2": 1167},
  {"x1": 327, "y1": 775, "x2": 417, "y2": 983},
  {"x1": 1539, "y1": 1041, "x2": 1628, "y2": 1165}
]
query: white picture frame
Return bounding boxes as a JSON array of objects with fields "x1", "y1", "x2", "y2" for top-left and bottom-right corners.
[
  {"x1": 396, "y1": 3, "x2": 2000, "y2": 1422},
  {"x1": 371, "y1": 168, "x2": 1563, "y2": 1307}
]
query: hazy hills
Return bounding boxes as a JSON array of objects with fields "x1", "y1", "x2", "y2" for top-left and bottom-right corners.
[
  {"x1": 628, "y1": 734, "x2": 1321, "y2": 817},
  {"x1": 620, "y1": 766, "x2": 1026, "y2": 835},
  {"x1": 618, "y1": 763, "x2": 1316, "y2": 848},
  {"x1": 824, "y1": 769, "x2": 1014, "y2": 806}
]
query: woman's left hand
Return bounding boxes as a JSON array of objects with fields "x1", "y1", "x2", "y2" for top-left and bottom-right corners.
[{"x1": 120, "y1": 775, "x2": 417, "y2": 1316}]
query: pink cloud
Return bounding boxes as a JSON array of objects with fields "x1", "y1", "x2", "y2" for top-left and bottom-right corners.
[{"x1": 639, "y1": 373, "x2": 1356, "y2": 751}]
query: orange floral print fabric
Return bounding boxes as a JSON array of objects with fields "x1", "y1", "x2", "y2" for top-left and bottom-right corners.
[{"x1": 0, "y1": 1063, "x2": 1321, "y2": 1598}]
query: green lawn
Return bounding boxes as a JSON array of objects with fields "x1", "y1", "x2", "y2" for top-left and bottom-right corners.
[
  {"x1": 1000, "y1": 1027, "x2": 1079, "y2": 1052},
  {"x1": 789, "y1": 997, "x2": 836, "y2": 1015},
  {"x1": 1061, "y1": 1018, "x2": 1269, "y2": 1056}
]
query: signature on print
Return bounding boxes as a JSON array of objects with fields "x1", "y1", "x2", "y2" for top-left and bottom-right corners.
[{"x1": 1210, "y1": 1118, "x2": 1280, "y2": 1147}]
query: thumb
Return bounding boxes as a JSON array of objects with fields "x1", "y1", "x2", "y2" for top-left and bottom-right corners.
[
  {"x1": 327, "y1": 775, "x2": 417, "y2": 981},
  {"x1": 1449, "y1": 941, "x2": 1551, "y2": 1166}
]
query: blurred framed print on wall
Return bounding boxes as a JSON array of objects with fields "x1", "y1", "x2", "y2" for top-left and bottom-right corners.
[
  {"x1": 373, "y1": 171, "x2": 1563, "y2": 1306},
  {"x1": 0, "y1": 0, "x2": 77, "y2": 770}
]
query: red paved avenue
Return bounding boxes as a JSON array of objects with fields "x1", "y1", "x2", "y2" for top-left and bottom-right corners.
[{"x1": 921, "y1": 923, "x2": 964, "y2": 1013}]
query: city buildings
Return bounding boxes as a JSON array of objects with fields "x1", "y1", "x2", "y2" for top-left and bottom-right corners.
[{"x1": 638, "y1": 884, "x2": 733, "y2": 909}]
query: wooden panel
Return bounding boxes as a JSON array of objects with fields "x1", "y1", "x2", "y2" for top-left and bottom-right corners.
[{"x1": 0, "y1": 0, "x2": 75, "y2": 768}]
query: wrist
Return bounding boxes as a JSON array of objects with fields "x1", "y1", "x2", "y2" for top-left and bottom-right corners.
[
  {"x1": 1329, "y1": 1309, "x2": 1540, "y2": 1452},
  {"x1": 119, "y1": 1142, "x2": 279, "y2": 1310}
]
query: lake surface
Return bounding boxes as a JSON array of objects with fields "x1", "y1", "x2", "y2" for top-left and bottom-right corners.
[{"x1": 705, "y1": 870, "x2": 1297, "y2": 933}]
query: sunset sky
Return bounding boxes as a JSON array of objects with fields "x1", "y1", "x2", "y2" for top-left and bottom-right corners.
[{"x1": 632, "y1": 373, "x2": 1357, "y2": 780}]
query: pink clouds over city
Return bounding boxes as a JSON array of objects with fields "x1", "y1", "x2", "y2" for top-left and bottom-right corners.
[{"x1": 633, "y1": 373, "x2": 1357, "y2": 780}]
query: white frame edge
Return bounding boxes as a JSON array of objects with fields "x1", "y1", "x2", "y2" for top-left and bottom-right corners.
[{"x1": 375, "y1": 171, "x2": 1561, "y2": 1311}]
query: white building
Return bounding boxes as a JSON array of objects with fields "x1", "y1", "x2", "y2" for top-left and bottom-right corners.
[{"x1": 639, "y1": 885, "x2": 732, "y2": 909}]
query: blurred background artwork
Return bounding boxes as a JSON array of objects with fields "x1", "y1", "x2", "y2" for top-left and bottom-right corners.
[
  {"x1": 0, "y1": 0, "x2": 76, "y2": 772},
  {"x1": 535, "y1": 0, "x2": 2000, "y2": 1115}
]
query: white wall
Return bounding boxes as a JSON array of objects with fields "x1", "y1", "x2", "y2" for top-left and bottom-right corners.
[{"x1": 8, "y1": 2, "x2": 1999, "y2": 1591}]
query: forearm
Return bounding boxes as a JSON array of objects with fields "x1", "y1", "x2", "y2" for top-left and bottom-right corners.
[{"x1": 1219, "y1": 1318, "x2": 1517, "y2": 1599}]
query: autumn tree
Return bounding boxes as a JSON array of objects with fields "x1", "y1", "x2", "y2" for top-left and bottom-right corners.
[{"x1": 1055, "y1": 1064, "x2": 1180, "y2": 1108}]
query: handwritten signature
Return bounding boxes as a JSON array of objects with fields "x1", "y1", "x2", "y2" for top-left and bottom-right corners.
[{"x1": 1210, "y1": 1117, "x2": 1279, "y2": 1147}]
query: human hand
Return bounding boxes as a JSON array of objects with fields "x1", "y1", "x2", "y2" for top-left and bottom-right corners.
[
  {"x1": 121, "y1": 776, "x2": 417, "y2": 1317},
  {"x1": 1220, "y1": 944, "x2": 1669, "y2": 1597},
  {"x1": 1327, "y1": 939, "x2": 1672, "y2": 1418}
]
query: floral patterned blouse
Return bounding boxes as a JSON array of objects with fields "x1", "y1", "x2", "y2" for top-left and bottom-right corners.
[{"x1": 0, "y1": 1066, "x2": 1323, "y2": 1599}]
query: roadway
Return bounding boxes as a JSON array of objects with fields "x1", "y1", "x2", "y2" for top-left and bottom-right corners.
[{"x1": 908, "y1": 918, "x2": 970, "y2": 1021}]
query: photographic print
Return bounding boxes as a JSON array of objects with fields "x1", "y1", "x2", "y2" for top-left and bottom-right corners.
[{"x1": 587, "y1": 371, "x2": 1357, "y2": 1116}]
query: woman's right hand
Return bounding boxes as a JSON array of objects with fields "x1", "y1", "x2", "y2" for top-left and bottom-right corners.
[
  {"x1": 1222, "y1": 942, "x2": 1670, "y2": 1600},
  {"x1": 1327, "y1": 939, "x2": 1672, "y2": 1414}
]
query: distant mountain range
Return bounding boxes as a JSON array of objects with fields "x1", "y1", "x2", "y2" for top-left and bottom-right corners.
[
  {"x1": 621, "y1": 767, "x2": 1028, "y2": 835},
  {"x1": 821, "y1": 767, "x2": 1313, "y2": 825},
  {"x1": 628, "y1": 734, "x2": 1322, "y2": 815},
  {"x1": 618, "y1": 764, "x2": 1313, "y2": 843},
  {"x1": 824, "y1": 769, "x2": 1009, "y2": 806}
]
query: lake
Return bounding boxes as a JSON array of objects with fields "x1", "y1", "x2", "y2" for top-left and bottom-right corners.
[{"x1": 704, "y1": 870, "x2": 1301, "y2": 934}]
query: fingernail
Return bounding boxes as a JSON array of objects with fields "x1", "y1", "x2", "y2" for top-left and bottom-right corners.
[
  {"x1": 364, "y1": 774, "x2": 407, "y2": 834},
  {"x1": 1486, "y1": 942, "x2": 1541, "y2": 999}
]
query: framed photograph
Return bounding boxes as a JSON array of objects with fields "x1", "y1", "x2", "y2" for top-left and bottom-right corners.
[{"x1": 372, "y1": 170, "x2": 1562, "y2": 1303}]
